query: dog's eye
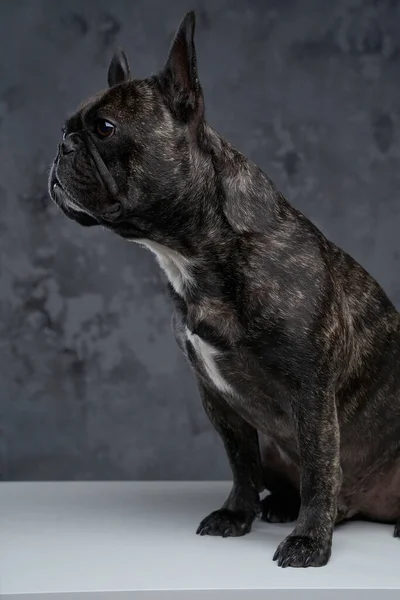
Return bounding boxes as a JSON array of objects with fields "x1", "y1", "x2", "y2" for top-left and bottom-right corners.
[
  {"x1": 61, "y1": 127, "x2": 67, "y2": 140},
  {"x1": 94, "y1": 119, "x2": 115, "y2": 139}
]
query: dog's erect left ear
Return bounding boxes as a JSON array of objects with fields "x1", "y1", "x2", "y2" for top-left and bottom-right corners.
[
  {"x1": 160, "y1": 11, "x2": 203, "y2": 120},
  {"x1": 108, "y1": 48, "x2": 130, "y2": 87}
]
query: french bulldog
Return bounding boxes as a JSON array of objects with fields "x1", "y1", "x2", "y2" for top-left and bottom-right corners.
[{"x1": 48, "y1": 11, "x2": 400, "y2": 567}]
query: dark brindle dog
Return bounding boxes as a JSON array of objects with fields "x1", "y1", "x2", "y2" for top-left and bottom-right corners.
[{"x1": 48, "y1": 12, "x2": 400, "y2": 567}]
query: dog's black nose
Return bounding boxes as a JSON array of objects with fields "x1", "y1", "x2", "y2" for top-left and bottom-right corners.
[{"x1": 60, "y1": 134, "x2": 79, "y2": 156}]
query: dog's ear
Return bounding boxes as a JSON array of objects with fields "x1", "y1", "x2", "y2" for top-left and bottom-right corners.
[
  {"x1": 160, "y1": 11, "x2": 203, "y2": 121},
  {"x1": 108, "y1": 48, "x2": 130, "y2": 87}
]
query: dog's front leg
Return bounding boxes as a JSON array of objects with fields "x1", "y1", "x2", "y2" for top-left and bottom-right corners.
[
  {"x1": 196, "y1": 383, "x2": 262, "y2": 537},
  {"x1": 273, "y1": 387, "x2": 341, "y2": 568}
]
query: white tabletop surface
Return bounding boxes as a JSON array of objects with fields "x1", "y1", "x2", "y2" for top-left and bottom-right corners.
[{"x1": 1, "y1": 481, "x2": 399, "y2": 599}]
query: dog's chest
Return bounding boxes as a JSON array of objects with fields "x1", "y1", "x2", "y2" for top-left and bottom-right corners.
[
  {"x1": 184, "y1": 327, "x2": 234, "y2": 395},
  {"x1": 137, "y1": 240, "x2": 237, "y2": 394},
  {"x1": 182, "y1": 320, "x2": 295, "y2": 448},
  {"x1": 172, "y1": 297, "x2": 297, "y2": 450},
  {"x1": 138, "y1": 239, "x2": 289, "y2": 415}
]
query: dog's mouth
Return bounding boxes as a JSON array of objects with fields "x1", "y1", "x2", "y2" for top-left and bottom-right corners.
[
  {"x1": 49, "y1": 130, "x2": 125, "y2": 224},
  {"x1": 49, "y1": 167, "x2": 123, "y2": 224},
  {"x1": 51, "y1": 172, "x2": 93, "y2": 217}
]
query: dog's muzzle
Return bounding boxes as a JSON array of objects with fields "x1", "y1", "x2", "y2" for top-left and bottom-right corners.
[{"x1": 50, "y1": 132, "x2": 126, "y2": 223}]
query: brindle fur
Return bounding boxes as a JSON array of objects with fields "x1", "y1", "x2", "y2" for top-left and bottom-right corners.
[{"x1": 48, "y1": 12, "x2": 400, "y2": 568}]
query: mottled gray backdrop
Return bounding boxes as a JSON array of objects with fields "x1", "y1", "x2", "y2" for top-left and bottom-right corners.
[{"x1": 1, "y1": 0, "x2": 400, "y2": 481}]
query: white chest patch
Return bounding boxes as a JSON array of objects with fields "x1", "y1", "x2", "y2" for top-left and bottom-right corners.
[
  {"x1": 134, "y1": 239, "x2": 193, "y2": 296},
  {"x1": 185, "y1": 327, "x2": 234, "y2": 395}
]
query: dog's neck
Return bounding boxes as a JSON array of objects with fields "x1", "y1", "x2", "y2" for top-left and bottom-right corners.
[{"x1": 133, "y1": 123, "x2": 286, "y2": 302}]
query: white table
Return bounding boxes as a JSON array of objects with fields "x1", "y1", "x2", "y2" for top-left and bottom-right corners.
[{"x1": 1, "y1": 482, "x2": 399, "y2": 599}]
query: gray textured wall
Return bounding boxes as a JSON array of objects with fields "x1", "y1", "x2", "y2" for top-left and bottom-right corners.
[{"x1": 1, "y1": 0, "x2": 400, "y2": 481}]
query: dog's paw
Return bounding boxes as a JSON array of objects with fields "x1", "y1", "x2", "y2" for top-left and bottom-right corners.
[
  {"x1": 196, "y1": 508, "x2": 253, "y2": 538},
  {"x1": 394, "y1": 521, "x2": 400, "y2": 538},
  {"x1": 261, "y1": 493, "x2": 299, "y2": 524},
  {"x1": 273, "y1": 535, "x2": 331, "y2": 568}
]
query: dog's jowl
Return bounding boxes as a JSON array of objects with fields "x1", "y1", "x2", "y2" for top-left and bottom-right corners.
[{"x1": 48, "y1": 12, "x2": 400, "y2": 568}]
